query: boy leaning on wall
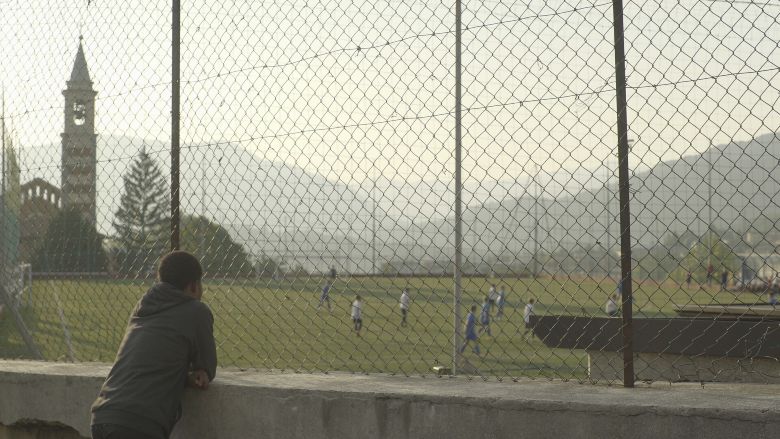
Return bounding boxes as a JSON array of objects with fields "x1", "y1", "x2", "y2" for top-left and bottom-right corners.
[{"x1": 91, "y1": 250, "x2": 217, "y2": 439}]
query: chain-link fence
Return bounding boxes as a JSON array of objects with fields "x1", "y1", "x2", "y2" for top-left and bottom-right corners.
[{"x1": 1, "y1": 0, "x2": 778, "y2": 385}]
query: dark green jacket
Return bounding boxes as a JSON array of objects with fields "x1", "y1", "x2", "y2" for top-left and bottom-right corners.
[{"x1": 91, "y1": 282, "x2": 217, "y2": 438}]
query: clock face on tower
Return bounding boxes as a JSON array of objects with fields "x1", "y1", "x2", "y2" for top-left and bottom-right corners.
[{"x1": 73, "y1": 100, "x2": 87, "y2": 126}]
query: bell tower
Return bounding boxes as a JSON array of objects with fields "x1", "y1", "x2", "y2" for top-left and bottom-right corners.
[{"x1": 61, "y1": 37, "x2": 98, "y2": 225}]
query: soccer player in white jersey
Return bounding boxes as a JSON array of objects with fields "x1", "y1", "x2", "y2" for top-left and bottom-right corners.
[
  {"x1": 399, "y1": 288, "x2": 410, "y2": 327},
  {"x1": 351, "y1": 295, "x2": 363, "y2": 337},
  {"x1": 523, "y1": 298, "x2": 536, "y2": 339}
]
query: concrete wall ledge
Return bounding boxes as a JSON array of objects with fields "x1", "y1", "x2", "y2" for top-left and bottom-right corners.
[{"x1": 1, "y1": 360, "x2": 779, "y2": 438}]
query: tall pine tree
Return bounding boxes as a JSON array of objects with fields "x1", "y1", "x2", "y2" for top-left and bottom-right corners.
[{"x1": 112, "y1": 148, "x2": 170, "y2": 276}]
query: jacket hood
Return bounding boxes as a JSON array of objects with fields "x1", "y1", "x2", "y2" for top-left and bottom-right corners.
[{"x1": 135, "y1": 282, "x2": 195, "y2": 317}]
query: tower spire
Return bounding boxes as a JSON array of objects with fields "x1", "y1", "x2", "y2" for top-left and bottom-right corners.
[
  {"x1": 69, "y1": 37, "x2": 92, "y2": 85},
  {"x1": 61, "y1": 36, "x2": 98, "y2": 225}
]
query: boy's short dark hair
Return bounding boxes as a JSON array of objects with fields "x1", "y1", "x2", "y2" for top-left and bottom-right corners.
[{"x1": 158, "y1": 251, "x2": 203, "y2": 290}]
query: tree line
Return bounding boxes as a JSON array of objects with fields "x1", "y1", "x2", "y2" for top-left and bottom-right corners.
[{"x1": 32, "y1": 149, "x2": 272, "y2": 277}]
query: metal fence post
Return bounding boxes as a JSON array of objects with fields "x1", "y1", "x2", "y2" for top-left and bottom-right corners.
[
  {"x1": 611, "y1": 0, "x2": 635, "y2": 388},
  {"x1": 0, "y1": 284, "x2": 42, "y2": 360},
  {"x1": 452, "y1": 0, "x2": 463, "y2": 375},
  {"x1": 2, "y1": 90, "x2": 5, "y2": 270},
  {"x1": 171, "y1": 0, "x2": 181, "y2": 251}
]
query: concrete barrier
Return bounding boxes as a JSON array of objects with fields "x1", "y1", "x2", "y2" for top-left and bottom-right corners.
[
  {"x1": 588, "y1": 351, "x2": 780, "y2": 383},
  {"x1": 1, "y1": 360, "x2": 779, "y2": 439}
]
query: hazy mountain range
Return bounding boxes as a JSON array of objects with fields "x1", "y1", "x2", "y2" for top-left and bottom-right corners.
[
  {"x1": 18, "y1": 131, "x2": 779, "y2": 273},
  {"x1": 407, "y1": 131, "x2": 780, "y2": 266}
]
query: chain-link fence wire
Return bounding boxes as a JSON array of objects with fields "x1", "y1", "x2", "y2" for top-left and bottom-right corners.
[
  {"x1": 623, "y1": 0, "x2": 780, "y2": 383},
  {"x1": 1, "y1": 0, "x2": 779, "y2": 384},
  {"x1": 0, "y1": 0, "x2": 172, "y2": 362},
  {"x1": 178, "y1": 0, "x2": 460, "y2": 373}
]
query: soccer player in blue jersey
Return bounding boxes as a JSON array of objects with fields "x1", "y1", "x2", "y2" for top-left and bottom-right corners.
[
  {"x1": 318, "y1": 281, "x2": 333, "y2": 313},
  {"x1": 459, "y1": 305, "x2": 480, "y2": 355}
]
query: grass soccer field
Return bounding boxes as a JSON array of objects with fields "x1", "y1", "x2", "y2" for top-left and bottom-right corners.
[{"x1": 0, "y1": 275, "x2": 763, "y2": 379}]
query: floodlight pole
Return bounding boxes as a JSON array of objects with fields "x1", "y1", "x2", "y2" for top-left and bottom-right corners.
[
  {"x1": 200, "y1": 151, "x2": 206, "y2": 256},
  {"x1": 605, "y1": 166, "x2": 610, "y2": 277},
  {"x1": 612, "y1": 0, "x2": 635, "y2": 388},
  {"x1": 372, "y1": 164, "x2": 377, "y2": 275},
  {"x1": 708, "y1": 145, "x2": 713, "y2": 268},
  {"x1": 171, "y1": 0, "x2": 181, "y2": 251},
  {"x1": 533, "y1": 164, "x2": 539, "y2": 278},
  {"x1": 1, "y1": 89, "x2": 5, "y2": 269},
  {"x1": 452, "y1": 0, "x2": 463, "y2": 374}
]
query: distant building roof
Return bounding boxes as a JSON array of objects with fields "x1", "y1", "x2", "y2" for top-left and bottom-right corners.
[
  {"x1": 21, "y1": 178, "x2": 61, "y2": 204},
  {"x1": 22, "y1": 177, "x2": 61, "y2": 194}
]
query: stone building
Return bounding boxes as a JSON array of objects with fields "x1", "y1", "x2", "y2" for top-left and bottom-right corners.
[
  {"x1": 19, "y1": 179, "x2": 61, "y2": 263},
  {"x1": 19, "y1": 39, "x2": 98, "y2": 262}
]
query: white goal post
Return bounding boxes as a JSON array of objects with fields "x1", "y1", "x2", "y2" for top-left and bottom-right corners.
[{"x1": 3, "y1": 263, "x2": 32, "y2": 309}]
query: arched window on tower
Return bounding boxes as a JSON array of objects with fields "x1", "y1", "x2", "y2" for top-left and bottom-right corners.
[{"x1": 73, "y1": 100, "x2": 87, "y2": 125}]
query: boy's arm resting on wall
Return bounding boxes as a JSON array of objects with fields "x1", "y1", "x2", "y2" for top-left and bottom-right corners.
[{"x1": 191, "y1": 304, "x2": 218, "y2": 383}]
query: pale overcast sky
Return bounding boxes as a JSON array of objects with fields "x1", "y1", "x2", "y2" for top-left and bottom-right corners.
[{"x1": 2, "y1": 0, "x2": 778, "y2": 203}]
